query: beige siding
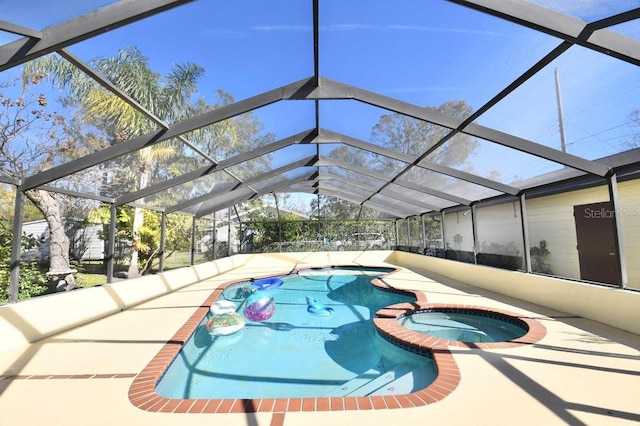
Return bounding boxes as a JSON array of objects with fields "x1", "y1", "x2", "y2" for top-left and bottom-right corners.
[
  {"x1": 526, "y1": 186, "x2": 609, "y2": 280},
  {"x1": 443, "y1": 211, "x2": 473, "y2": 252},
  {"x1": 440, "y1": 181, "x2": 640, "y2": 289},
  {"x1": 617, "y1": 180, "x2": 640, "y2": 290},
  {"x1": 475, "y1": 202, "x2": 523, "y2": 254}
]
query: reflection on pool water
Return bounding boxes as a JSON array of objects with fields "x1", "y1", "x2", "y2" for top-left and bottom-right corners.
[
  {"x1": 156, "y1": 268, "x2": 437, "y2": 399},
  {"x1": 399, "y1": 310, "x2": 528, "y2": 342}
]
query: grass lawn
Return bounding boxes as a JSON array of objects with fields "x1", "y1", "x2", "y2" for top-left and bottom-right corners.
[
  {"x1": 72, "y1": 251, "x2": 207, "y2": 287},
  {"x1": 76, "y1": 272, "x2": 107, "y2": 288}
]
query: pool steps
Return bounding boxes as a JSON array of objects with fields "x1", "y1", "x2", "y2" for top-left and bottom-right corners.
[
  {"x1": 350, "y1": 362, "x2": 416, "y2": 396},
  {"x1": 368, "y1": 364, "x2": 436, "y2": 397},
  {"x1": 324, "y1": 361, "x2": 418, "y2": 397}
]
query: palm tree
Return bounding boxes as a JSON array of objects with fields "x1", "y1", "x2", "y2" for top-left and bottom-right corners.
[{"x1": 22, "y1": 46, "x2": 204, "y2": 278}]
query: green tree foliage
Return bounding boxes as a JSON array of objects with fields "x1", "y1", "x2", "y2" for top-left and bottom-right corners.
[
  {"x1": 24, "y1": 46, "x2": 270, "y2": 276},
  {"x1": 0, "y1": 186, "x2": 43, "y2": 223},
  {"x1": 87, "y1": 205, "x2": 192, "y2": 275},
  {"x1": 24, "y1": 47, "x2": 205, "y2": 278},
  {"x1": 138, "y1": 212, "x2": 193, "y2": 274},
  {"x1": 0, "y1": 221, "x2": 47, "y2": 303},
  {"x1": 241, "y1": 208, "x2": 281, "y2": 253},
  {"x1": 240, "y1": 208, "x2": 320, "y2": 252},
  {"x1": 312, "y1": 195, "x2": 359, "y2": 220},
  {"x1": 370, "y1": 100, "x2": 478, "y2": 177},
  {"x1": 320, "y1": 101, "x2": 479, "y2": 220}
]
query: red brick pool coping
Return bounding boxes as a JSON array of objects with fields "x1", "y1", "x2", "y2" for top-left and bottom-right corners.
[
  {"x1": 374, "y1": 302, "x2": 547, "y2": 350},
  {"x1": 127, "y1": 266, "x2": 546, "y2": 417}
]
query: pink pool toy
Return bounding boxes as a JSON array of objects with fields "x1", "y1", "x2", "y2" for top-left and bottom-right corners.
[{"x1": 243, "y1": 292, "x2": 276, "y2": 322}]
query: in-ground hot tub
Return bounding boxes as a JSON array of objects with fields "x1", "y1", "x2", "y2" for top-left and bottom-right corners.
[{"x1": 398, "y1": 307, "x2": 528, "y2": 343}]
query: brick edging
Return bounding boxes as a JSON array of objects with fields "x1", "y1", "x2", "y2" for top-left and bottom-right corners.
[{"x1": 128, "y1": 266, "x2": 545, "y2": 414}]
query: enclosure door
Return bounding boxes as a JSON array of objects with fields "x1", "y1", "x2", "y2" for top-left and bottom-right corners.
[{"x1": 573, "y1": 202, "x2": 619, "y2": 285}]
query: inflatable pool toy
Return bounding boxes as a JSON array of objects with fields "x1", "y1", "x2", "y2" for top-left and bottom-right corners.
[
  {"x1": 252, "y1": 277, "x2": 284, "y2": 291},
  {"x1": 306, "y1": 297, "x2": 334, "y2": 316},
  {"x1": 243, "y1": 292, "x2": 276, "y2": 321},
  {"x1": 206, "y1": 300, "x2": 245, "y2": 336},
  {"x1": 210, "y1": 300, "x2": 237, "y2": 315},
  {"x1": 222, "y1": 282, "x2": 256, "y2": 301},
  {"x1": 206, "y1": 313, "x2": 245, "y2": 336}
]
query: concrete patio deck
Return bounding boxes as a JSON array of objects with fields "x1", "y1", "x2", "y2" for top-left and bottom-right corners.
[{"x1": 0, "y1": 251, "x2": 638, "y2": 425}]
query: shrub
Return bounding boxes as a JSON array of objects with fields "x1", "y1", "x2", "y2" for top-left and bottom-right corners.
[
  {"x1": 0, "y1": 222, "x2": 48, "y2": 303},
  {"x1": 530, "y1": 240, "x2": 553, "y2": 274}
]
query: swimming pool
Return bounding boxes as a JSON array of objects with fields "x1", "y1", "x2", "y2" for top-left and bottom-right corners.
[{"x1": 155, "y1": 267, "x2": 437, "y2": 399}]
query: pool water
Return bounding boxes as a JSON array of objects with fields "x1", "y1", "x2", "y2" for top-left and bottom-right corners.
[
  {"x1": 156, "y1": 268, "x2": 437, "y2": 399},
  {"x1": 399, "y1": 311, "x2": 527, "y2": 342}
]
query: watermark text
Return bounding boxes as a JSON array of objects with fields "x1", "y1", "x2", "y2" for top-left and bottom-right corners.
[{"x1": 584, "y1": 207, "x2": 640, "y2": 219}]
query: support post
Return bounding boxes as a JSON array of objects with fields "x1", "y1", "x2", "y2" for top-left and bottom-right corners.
[
  {"x1": 394, "y1": 220, "x2": 399, "y2": 250},
  {"x1": 107, "y1": 203, "x2": 116, "y2": 283},
  {"x1": 9, "y1": 189, "x2": 24, "y2": 303},
  {"x1": 273, "y1": 195, "x2": 282, "y2": 250},
  {"x1": 227, "y1": 207, "x2": 232, "y2": 256},
  {"x1": 190, "y1": 216, "x2": 196, "y2": 266},
  {"x1": 608, "y1": 174, "x2": 628, "y2": 289},
  {"x1": 440, "y1": 211, "x2": 446, "y2": 257},
  {"x1": 159, "y1": 212, "x2": 166, "y2": 272},
  {"x1": 406, "y1": 218, "x2": 411, "y2": 248},
  {"x1": 234, "y1": 205, "x2": 242, "y2": 254},
  {"x1": 470, "y1": 205, "x2": 478, "y2": 264},
  {"x1": 519, "y1": 195, "x2": 532, "y2": 273},
  {"x1": 421, "y1": 214, "x2": 426, "y2": 253},
  {"x1": 212, "y1": 214, "x2": 217, "y2": 260}
]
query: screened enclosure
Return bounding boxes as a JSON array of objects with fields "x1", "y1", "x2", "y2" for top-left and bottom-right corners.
[{"x1": 1, "y1": 0, "x2": 640, "y2": 302}]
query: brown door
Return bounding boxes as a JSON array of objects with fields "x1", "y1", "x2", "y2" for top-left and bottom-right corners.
[{"x1": 573, "y1": 201, "x2": 620, "y2": 285}]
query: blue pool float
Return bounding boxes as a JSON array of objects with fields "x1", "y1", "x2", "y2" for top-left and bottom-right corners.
[
  {"x1": 252, "y1": 277, "x2": 284, "y2": 291},
  {"x1": 306, "y1": 297, "x2": 334, "y2": 316}
]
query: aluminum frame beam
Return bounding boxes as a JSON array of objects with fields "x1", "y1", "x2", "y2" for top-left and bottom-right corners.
[
  {"x1": 377, "y1": 187, "x2": 442, "y2": 212},
  {"x1": 317, "y1": 156, "x2": 471, "y2": 206},
  {"x1": 0, "y1": 0, "x2": 194, "y2": 72},
  {"x1": 318, "y1": 128, "x2": 520, "y2": 195},
  {"x1": 3, "y1": 0, "x2": 634, "y2": 227},
  {"x1": 58, "y1": 49, "x2": 220, "y2": 167},
  {"x1": 166, "y1": 158, "x2": 317, "y2": 215},
  {"x1": 318, "y1": 173, "x2": 385, "y2": 194},
  {"x1": 21, "y1": 77, "x2": 315, "y2": 191},
  {"x1": 319, "y1": 174, "x2": 440, "y2": 212},
  {"x1": 0, "y1": 175, "x2": 20, "y2": 186},
  {"x1": 116, "y1": 130, "x2": 317, "y2": 206},
  {"x1": 195, "y1": 173, "x2": 315, "y2": 218},
  {"x1": 0, "y1": 21, "x2": 42, "y2": 38},
  {"x1": 317, "y1": 188, "x2": 407, "y2": 218},
  {"x1": 448, "y1": 0, "x2": 640, "y2": 66},
  {"x1": 190, "y1": 187, "x2": 255, "y2": 217},
  {"x1": 320, "y1": 182, "x2": 421, "y2": 216},
  {"x1": 313, "y1": 79, "x2": 610, "y2": 177}
]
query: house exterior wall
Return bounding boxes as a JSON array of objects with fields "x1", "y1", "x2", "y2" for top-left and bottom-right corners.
[
  {"x1": 475, "y1": 201, "x2": 523, "y2": 255},
  {"x1": 70, "y1": 224, "x2": 105, "y2": 260},
  {"x1": 443, "y1": 210, "x2": 473, "y2": 252},
  {"x1": 21, "y1": 220, "x2": 50, "y2": 262},
  {"x1": 438, "y1": 180, "x2": 640, "y2": 290},
  {"x1": 525, "y1": 185, "x2": 610, "y2": 281},
  {"x1": 21, "y1": 220, "x2": 105, "y2": 261},
  {"x1": 618, "y1": 179, "x2": 640, "y2": 290}
]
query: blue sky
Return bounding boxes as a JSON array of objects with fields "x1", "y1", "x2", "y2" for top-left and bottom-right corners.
[{"x1": 1, "y1": 0, "x2": 639, "y2": 194}]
